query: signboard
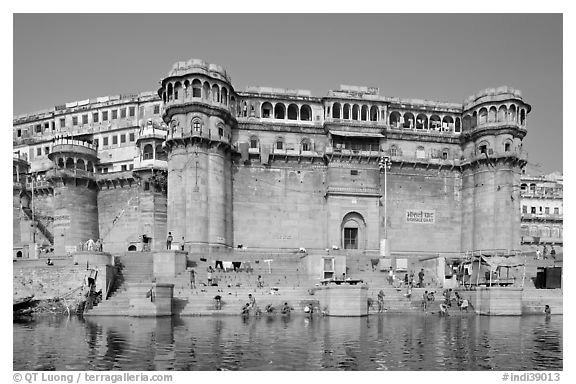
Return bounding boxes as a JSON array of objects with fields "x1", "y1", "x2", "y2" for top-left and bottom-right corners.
[{"x1": 406, "y1": 210, "x2": 435, "y2": 224}]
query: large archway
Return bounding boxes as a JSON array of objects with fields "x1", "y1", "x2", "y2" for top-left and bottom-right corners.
[{"x1": 341, "y1": 212, "x2": 366, "y2": 250}]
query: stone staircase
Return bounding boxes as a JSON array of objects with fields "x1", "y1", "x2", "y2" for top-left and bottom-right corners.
[{"x1": 85, "y1": 252, "x2": 155, "y2": 316}]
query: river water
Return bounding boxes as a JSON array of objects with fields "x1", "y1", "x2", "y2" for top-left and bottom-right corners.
[{"x1": 13, "y1": 314, "x2": 562, "y2": 371}]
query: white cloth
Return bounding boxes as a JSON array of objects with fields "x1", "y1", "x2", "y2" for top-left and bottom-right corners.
[{"x1": 222, "y1": 261, "x2": 233, "y2": 271}]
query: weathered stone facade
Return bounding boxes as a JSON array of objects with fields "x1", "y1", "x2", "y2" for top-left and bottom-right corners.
[{"x1": 13, "y1": 58, "x2": 531, "y2": 260}]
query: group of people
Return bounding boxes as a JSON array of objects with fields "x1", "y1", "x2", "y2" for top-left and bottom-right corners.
[
  {"x1": 79, "y1": 238, "x2": 103, "y2": 252},
  {"x1": 387, "y1": 268, "x2": 426, "y2": 288},
  {"x1": 535, "y1": 244, "x2": 557, "y2": 260},
  {"x1": 423, "y1": 288, "x2": 469, "y2": 315},
  {"x1": 166, "y1": 232, "x2": 187, "y2": 251}
]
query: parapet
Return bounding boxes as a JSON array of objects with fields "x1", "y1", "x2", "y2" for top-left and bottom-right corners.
[
  {"x1": 166, "y1": 58, "x2": 232, "y2": 83},
  {"x1": 244, "y1": 86, "x2": 312, "y2": 97},
  {"x1": 463, "y1": 86, "x2": 528, "y2": 111}
]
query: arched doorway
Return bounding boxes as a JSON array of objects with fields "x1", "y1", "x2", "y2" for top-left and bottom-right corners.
[
  {"x1": 128, "y1": 245, "x2": 137, "y2": 252},
  {"x1": 341, "y1": 212, "x2": 366, "y2": 250}
]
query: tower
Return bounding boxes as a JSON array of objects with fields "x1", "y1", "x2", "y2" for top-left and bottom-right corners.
[
  {"x1": 47, "y1": 138, "x2": 100, "y2": 255},
  {"x1": 13, "y1": 153, "x2": 30, "y2": 258},
  {"x1": 460, "y1": 87, "x2": 529, "y2": 253},
  {"x1": 159, "y1": 59, "x2": 236, "y2": 252}
]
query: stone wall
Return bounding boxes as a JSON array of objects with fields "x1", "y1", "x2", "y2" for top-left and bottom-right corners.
[
  {"x1": 98, "y1": 184, "x2": 142, "y2": 253},
  {"x1": 386, "y1": 168, "x2": 462, "y2": 253},
  {"x1": 232, "y1": 163, "x2": 327, "y2": 249},
  {"x1": 13, "y1": 259, "x2": 88, "y2": 301}
]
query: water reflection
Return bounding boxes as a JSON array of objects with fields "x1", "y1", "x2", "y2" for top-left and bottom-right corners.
[{"x1": 14, "y1": 314, "x2": 562, "y2": 371}]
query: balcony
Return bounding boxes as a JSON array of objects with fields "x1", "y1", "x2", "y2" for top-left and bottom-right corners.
[
  {"x1": 46, "y1": 168, "x2": 96, "y2": 181},
  {"x1": 133, "y1": 158, "x2": 167, "y2": 171},
  {"x1": 521, "y1": 213, "x2": 563, "y2": 222}
]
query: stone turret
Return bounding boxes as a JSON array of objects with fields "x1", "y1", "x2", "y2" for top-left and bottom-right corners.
[
  {"x1": 460, "y1": 87, "x2": 530, "y2": 254},
  {"x1": 47, "y1": 138, "x2": 100, "y2": 256},
  {"x1": 159, "y1": 59, "x2": 236, "y2": 252}
]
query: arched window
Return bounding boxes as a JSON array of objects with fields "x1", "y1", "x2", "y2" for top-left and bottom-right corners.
[
  {"x1": 16, "y1": 251, "x2": 22, "y2": 258},
  {"x1": 287, "y1": 104, "x2": 299, "y2": 120},
  {"x1": 343, "y1": 104, "x2": 351, "y2": 120},
  {"x1": 192, "y1": 79, "x2": 202, "y2": 98},
  {"x1": 478, "y1": 108, "x2": 488, "y2": 125},
  {"x1": 212, "y1": 84, "x2": 220, "y2": 103},
  {"x1": 221, "y1": 87, "x2": 228, "y2": 105},
  {"x1": 498, "y1": 105, "x2": 507, "y2": 122},
  {"x1": 162, "y1": 92, "x2": 166, "y2": 103},
  {"x1": 488, "y1": 106, "x2": 497, "y2": 123},
  {"x1": 551, "y1": 227, "x2": 560, "y2": 238},
  {"x1": 341, "y1": 212, "x2": 366, "y2": 250},
  {"x1": 477, "y1": 141, "x2": 490, "y2": 155},
  {"x1": 76, "y1": 158, "x2": 85, "y2": 170},
  {"x1": 203, "y1": 82, "x2": 211, "y2": 101},
  {"x1": 167, "y1": 83, "x2": 173, "y2": 101},
  {"x1": 441, "y1": 148, "x2": 450, "y2": 160},
  {"x1": 370, "y1": 106, "x2": 378, "y2": 121},
  {"x1": 403, "y1": 113, "x2": 414, "y2": 129},
  {"x1": 301, "y1": 138, "x2": 311, "y2": 152},
  {"x1": 58, "y1": 158, "x2": 64, "y2": 168},
  {"x1": 275, "y1": 137, "x2": 284, "y2": 151},
  {"x1": 191, "y1": 119, "x2": 202, "y2": 134},
  {"x1": 183, "y1": 80, "x2": 190, "y2": 98},
  {"x1": 65, "y1": 158, "x2": 74, "y2": 169},
  {"x1": 352, "y1": 105, "x2": 359, "y2": 120},
  {"x1": 143, "y1": 144, "x2": 154, "y2": 160},
  {"x1": 128, "y1": 245, "x2": 137, "y2": 252},
  {"x1": 389, "y1": 111, "x2": 401, "y2": 128},
  {"x1": 174, "y1": 82, "x2": 182, "y2": 100},
  {"x1": 416, "y1": 114, "x2": 428, "y2": 130},
  {"x1": 389, "y1": 145, "x2": 399, "y2": 157},
  {"x1": 509, "y1": 105, "x2": 516, "y2": 122},
  {"x1": 541, "y1": 227, "x2": 551, "y2": 238},
  {"x1": 520, "y1": 109, "x2": 526, "y2": 125},
  {"x1": 455, "y1": 117, "x2": 461, "y2": 133},
  {"x1": 520, "y1": 183, "x2": 527, "y2": 192},
  {"x1": 274, "y1": 103, "x2": 286, "y2": 119},
  {"x1": 430, "y1": 115, "x2": 441, "y2": 130},
  {"x1": 87, "y1": 161, "x2": 93, "y2": 172},
  {"x1": 504, "y1": 140, "x2": 512, "y2": 152},
  {"x1": 442, "y1": 116, "x2": 454, "y2": 131},
  {"x1": 529, "y1": 226, "x2": 538, "y2": 237},
  {"x1": 250, "y1": 135, "x2": 259, "y2": 149},
  {"x1": 156, "y1": 144, "x2": 167, "y2": 161},
  {"x1": 261, "y1": 102, "x2": 273, "y2": 118},
  {"x1": 361, "y1": 105, "x2": 368, "y2": 121},
  {"x1": 332, "y1": 103, "x2": 341, "y2": 119},
  {"x1": 529, "y1": 183, "x2": 536, "y2": 193},
  {"x1": 300, "y1": 104, "x2": 312, "y2": 121}
]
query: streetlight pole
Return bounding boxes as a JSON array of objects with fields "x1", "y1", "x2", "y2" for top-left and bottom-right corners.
[
  {"x1": 379, "y1": 156, "x2": 392, "y2": 257},
  {"x1": 31, "y1": 173, "x2": 37, "y2": 259}
]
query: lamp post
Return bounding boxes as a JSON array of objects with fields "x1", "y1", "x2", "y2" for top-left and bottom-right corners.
[{"x1": 379, "y1": 156, "x2": 392, "y2": 256}]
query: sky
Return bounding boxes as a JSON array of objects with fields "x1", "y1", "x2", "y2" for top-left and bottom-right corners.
[{"x1": 12, "y1": 13, "x2": 563, "y2": 174}]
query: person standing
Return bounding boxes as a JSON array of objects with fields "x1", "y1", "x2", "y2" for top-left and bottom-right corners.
[
  {"x1": 180, "y1": 236, "x2": 185, "y2": 251},
  {"x1": 207, "y1": 266, "x2": 214, "y2": 286},
  {"x1": 248, "y1": 294, "x2": 256, "y2": 309},
  {"x1": 166, "y1": 232, "x2": 173, "y2": 250},
  {"x1": 377, "y1": 289, "x2": 385, "y2": 313},
  {"x1": 418, "y1": 268, "x2": 425, "y2": 288},
  {"x1": 550, "y1": 245, "x2": 556, "y2": 259}
]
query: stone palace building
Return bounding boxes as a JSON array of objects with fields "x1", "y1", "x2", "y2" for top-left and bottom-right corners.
[{"x1": 13, "y1": 58, "x2": 532, "y2": 262}]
